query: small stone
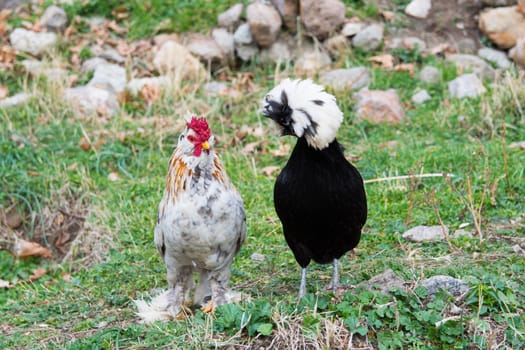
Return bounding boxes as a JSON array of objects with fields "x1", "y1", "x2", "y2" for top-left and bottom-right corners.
[
  {"x1": 448, "y1": 74, "x2": 486, "y2": 99},
  {"x1": 341, "y1": 22, "x2": 365, "y2": 37},
  {"x1": 40, "y1": 5, "x2": 68, "y2": 32},
  {"x1": 449, "y1": 304, "x2": 463, "y2": 315},
  {"x1": 293, "y1": 50, "x2": 332, "y2": 77},
  {"x1": 411, "y1": 89, "x2": 431, "y2": 104},
  {"x1": 271, "y1": 0, "x2": 298, "y2": 30},
  {"x1": 478, "y1": 6, "x2": 525, "y2": 49},
  {"x1": 64, "y1": 85, "x2": 119, "y2": 116},
  {"x1": 453, "y1": 229, "x2": 473, "y2": 238},
  {"x1": 9, "y1": 28, "x2": 57, "y2": 56},
  {"x1": 320, "y1": 67, "x2": 371, "y2": 91},
  {"x1": 96, "y1": 47, "x2": 126, "y2": 64},
  {"x1": 81, "y1": 57, "x2": 109, "y2": 73},
  {"x1": 234, "y1": 23, "x2": 254, "y2": 45},
  {"x1": 418, "y1": 66, "x2": 441, "y2": 84},
  {"x1": 509, "y1": 37, "x2": 525, "y2": 68},
  {"x1": 212, "y1": 28, "x2": 235, "y2": 57},
  {"x1": 204, "y1": 81, "x2": 229, "y2": 95},
  {"x1": 404, "y1": 0, "x2": 432, "y2": 19},
  {"x1": 446, "y1": 54, "x2": 496, "y2": 80},
  {"x1": 247, "y1": 2, "x2": 282, "y2": 47},
  {"x1": 260, "y1": 34, "x2": 295, "y2": 63},
  {"x1": 301, "y1": 0, "x2": 346, "y2": 40},
  {"x1": 88, "y1": 63, "x2": 127, "y2": 93},
  {"x1": 388, "y1": 36, "x2": 427, "y2": 51},
  {"x1": 0, "y1": 93, "x2": 32, "y2": 108},
  {"x1": 153, "y1": 41, "x2": 206, "y2": 79},
  {"x1": 354, "y1": 88, "x2": 405, "y2": 124},
  {"x1": 218, "y1": 3, "x2": 243, "y2": 29},
  {"x1": 324, "y1": 34, "x2": 350, "y2": 57},
  {"x1": 236, "y1": 44, "x2": 259, "y2": 61},
  {"x1": 478, "y1": 47, "x2": 511, "y2": 69},
  {"x1": 250, "y1": 253, "x2": 266, "y2": 262},
  {"x1": 356, "y1": 269, "x2": 406, "y2": 294},
  {"x1": 512, "y1": 244, "x2": 525, "y2": 255},
  {"x1": 402, "y1": 225, "x2": 448, "y2": 242},
  {"x1": 126, "y1": 76, "x2": 170, "y2": 95},
  {"x1": 185, "y1": 33, "x2": 225, "y2": 64},
  {"x1": 420, "y1": 275, "x2": 469, "y2": 297},
  {"x1": 352, "y1": 24, "x2": 384, "y2": 51}
]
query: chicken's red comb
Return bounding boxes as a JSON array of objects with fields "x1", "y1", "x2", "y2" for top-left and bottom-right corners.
[{"x1": 187, "y1": 116, "x2": 211, "y2": 141}]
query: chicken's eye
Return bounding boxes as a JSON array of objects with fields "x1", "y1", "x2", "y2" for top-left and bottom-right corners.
[{"x1": 187, "y1": 135, "x2": 196, "y2": 143}]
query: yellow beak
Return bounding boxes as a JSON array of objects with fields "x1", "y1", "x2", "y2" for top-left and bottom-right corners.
[{"x1": 201, "y1": 141, "x2": 210, "y2": 150}]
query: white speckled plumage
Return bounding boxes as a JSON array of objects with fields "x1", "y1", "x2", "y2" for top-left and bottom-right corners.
[{"x1": 152, "y1": 117, "x2": 246, "y2": 318}]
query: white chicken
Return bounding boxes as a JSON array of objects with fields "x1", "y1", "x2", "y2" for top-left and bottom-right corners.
[{"x1": 142, "y1": 116, "x2": 246, "y2": 320}]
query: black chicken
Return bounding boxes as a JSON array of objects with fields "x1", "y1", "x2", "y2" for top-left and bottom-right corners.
[{"x1": 262, "y1": 78, "x2": 367, "y2": 297}]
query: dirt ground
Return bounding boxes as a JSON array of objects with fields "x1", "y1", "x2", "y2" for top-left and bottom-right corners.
[{"x1": 388, "y1": 0, "x2": 484, "y2": 52}]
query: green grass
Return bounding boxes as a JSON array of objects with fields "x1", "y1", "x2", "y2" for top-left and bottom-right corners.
[{"x1": 2, "y1": 1, "x2": 525, "y2": 349}]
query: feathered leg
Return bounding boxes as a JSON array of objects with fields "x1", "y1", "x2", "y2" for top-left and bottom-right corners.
[
  {"x1": 298, "y1": 267, "x2": 307, "y2": 298},
  {"x1": 166, "y1": 263, "x2": 193, "y2": 317},
  {"x1": 194, "y1": 269, "x2": 212, "y2": 306},
  {"x1": 331, "y1": 258, "x2": 339, "y2": 293},
  {"x1": 202, "y1": 264, "x2": 232, "y2": 313}
]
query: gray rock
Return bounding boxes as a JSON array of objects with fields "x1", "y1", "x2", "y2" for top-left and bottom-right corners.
[
  {"x1": 234, "y1": 23, "x2": 254, "y2": 45},
  {"x1": 0, "y1": 0, "x2": 24, "y2": 10},
  {"x1": 218, "y1": 3, "x2": 243, "y2": 29},
  {"x1": 356, "y1": 269, "x2": 406, "y2": 294},
  {"x1": 448, "y1": 74, "x2": 486, "y2": 99},
  {"x1": 260, "y1": 35, "x2": 295, "y2": 63},
  {"x1": 509, "y1": 37, "x2": 525, "y2": 68},
  {"x1": 21, "y1": 60, "x2": 68, "y2": 82},
  {"x1": 88, "y1": 63, "x2": 127, "y2": 93},
  {"x1": 446, "y1": 54, "x2": 496, "y2": 80},
  {"x1": 126, "y1": 76, "x2": 170, "y2": 95},
  {"x1": 388, "y1": 36, "x2": 427, "y2": 52},
  {"x1": 420, "y1": 275, "x2": 469, "y2": 297},
  {"x1": 185, "y1": 33, "x2": 225, "y2": 63},
  {"x1": 481, "y1": 0, "x2": 516, "y2": 7},
  {"x1": 301, "y1": 0, "x2": 346, "y2": 40},
  {"x1": 153, "y1": 41, "x2": 205, "y2": 79},
  {"x1": 478, "y1": 47, "x2": 511, "y2": 69},
  {"x1": 271, "y1": 0, "x2": 298, "y2": 30},
  {"x1": 204, "y1": 81, "x2": 229, "y2": 95},
  {"x1": 419, "y1": 65, "x2": 441, "y2": 84},
  {"x1": 411, "y1": 89, "x2": 431, "y2": 104},
  {"x1": 293, "y1": 50, "x2": 332, "y2": 77},
  {"x1": 324, "y1": 34, "x2": 350, "y2": 57},
  {"x1": 479, "y1": 6, "x2": 525, "y2": 49},
  {"x1": 512, "y1": 244, "x2": 525, "y2": 255},
  {"x1": 212, "y1": 28, "x2": 235, "y2": 56},
  {"x1": 81, "y1": 57, "x2": 109, "y2": 73},
  {"x1": 96, "y1": 47, "x2": 126, "y2": 64},
  {"x1": 0, "y1": 92, "x2": 32, "y2": 108},
  {"x1": 40, "y1": 5, "x2": 68, "y2": 32},
  {"x1": 235, "y1": 44, "x2": 259, "y2": 61},
  {"x1": 64, "y1": 85, "x2": 119, "y2": 115},
  {"x1": 341, "y1": 22, "x2": 365, "y2": 37},
  {"x1": 250, "y1": 252, "x2": 266, "y2": 262},
  {"x1": 402, "y1": 225, "x2": 448, "y2": 242},
  {"x1": 320, "y1": 67, "x2": 371, "y2": 91},
  {"x1": 247, "y1": 2, "x2": 282, "y2": 47},
  {"x1": 9, "y1": 28, "x2": 57, "y2": 56},
  {"x1": 354, "y1": 88, "x2": 405, "y2": 124},
  {"x1": 404, "y1": 0, "x2": 431, "y2": 19},
  {"x1": 352, "y1": 24, "x2": 384, "y2": 51}
]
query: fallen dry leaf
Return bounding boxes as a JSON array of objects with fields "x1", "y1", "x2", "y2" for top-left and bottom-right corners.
[
  {"x1": 430, "y1": 43, "x2": 451, "y2": 56},
  {"x1": 242, "y1": 141, "x2": 262, "y2": 155},
  {"x1": 14, "y1": 239, "x2": 52, "y2": 258},
  {"x1": 261, "y1": 165, "x2": 280, "y2": 177},
  {"x1": 28, "y1": 268, "x2": 47, "y2": 282},
  {"x1": 368, "y1": 54, "x2": 394, "y2": 69},
  {"x1": 394, "y1": 63, "x2": 415, "y2": 75},
  {"x1": 518, "y1": 0, "x2": 525, "y2": 15},
  {"x1": 0, "y1": 85, "x2": 8, "y2": 100},
  {"x1": 78, "y1": 137, "x2": 91, "y2": 151},
  {"x1": 0, "y1": 45, "x2": 16, "y2": 64},
  {"x1": 509, "y1": 141, "x2": 525, "y2": 149},
  {"x1": 0, "y1": 279, "x2": 11, "y2": 288},
  {"x1": 108, "y1": 172, "x2": 120, "y2": 181},
  {"x1": 270, "y1": 143, "x2": 291, "y2": 157},
  {"x1": 381, "y1": 10, "x2": 395, "y2": 21},
  {"x1": 140, "y1": 83, "x2": 162, "y2": 105}
]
